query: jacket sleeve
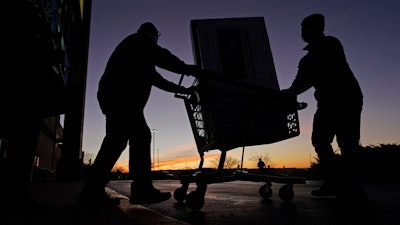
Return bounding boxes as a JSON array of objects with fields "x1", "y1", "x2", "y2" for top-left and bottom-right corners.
[
  {"x1": 286, "y1": 56, "x2": 314, "y2": 95},
  {"x1": 153, "y1": 45, "x2": 196, "y2": 75}
]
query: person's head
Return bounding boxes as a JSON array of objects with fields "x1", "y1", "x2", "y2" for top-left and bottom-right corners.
[
  {"x1": 301, "y1": 14, "x2": 325, "y2": 43},
  {"x1": 137, "y1": 22, "x2": 161, "y2": 43}
]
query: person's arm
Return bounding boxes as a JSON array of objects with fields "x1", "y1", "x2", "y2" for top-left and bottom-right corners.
[
  {"x1": 152, "y1": 70, "x2": 194, "y2": 95},
  {"x1": 282, "y1": 57, "x2": 314, "y2": 96},
  {"x1": 154, "y1": 46, "x2": 203, "y2": 77}
]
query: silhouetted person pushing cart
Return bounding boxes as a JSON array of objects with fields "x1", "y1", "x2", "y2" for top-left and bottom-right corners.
[
  {"x1": 77, "y1": 22, "x2": 204, "y2": 206},
  {"x1": 281, "y1": 14, "x2": 367, "y2": 203}
]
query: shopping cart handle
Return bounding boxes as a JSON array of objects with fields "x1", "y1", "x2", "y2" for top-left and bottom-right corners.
[
  {"x1": 174, "y1": 74, "x2": 193, "y2": 99},
  {"x1": 174, "y1": 92, "x2": 189, "y2": 99}
]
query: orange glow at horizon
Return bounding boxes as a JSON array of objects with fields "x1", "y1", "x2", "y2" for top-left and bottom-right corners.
[{"x1": 112, "y1": 152, "x2": 311, "y2": 173}]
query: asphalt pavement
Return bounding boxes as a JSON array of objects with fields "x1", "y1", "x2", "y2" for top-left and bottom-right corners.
[
  {"x1": 0, "y1": 181, "x2": 187, "y2": 225},
  {"x1": 109, "y1": 179, "x2": 400, "y2": 225},
  {"x1": 0, "y1": 178, "x2": 399, "y2": 225}
]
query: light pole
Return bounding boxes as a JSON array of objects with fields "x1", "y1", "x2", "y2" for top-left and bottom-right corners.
[
  {"x1": 157, "y1": 148, "x2": 160, "y2": 171},
  {"x1": 150, "y1": 129, "x2": 158, "y2": 170}
]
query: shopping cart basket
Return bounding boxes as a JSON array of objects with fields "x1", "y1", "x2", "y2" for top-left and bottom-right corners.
[{"x1": 174, "y1": 73, "x2": 307, "y2": 210}]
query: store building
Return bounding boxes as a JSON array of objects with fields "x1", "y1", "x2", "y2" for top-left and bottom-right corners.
[{"x1": 0, "y1": 0, "x2": 92, "y2": 182}]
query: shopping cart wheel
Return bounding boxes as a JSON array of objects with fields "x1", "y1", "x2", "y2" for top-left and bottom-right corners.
[
  {"x1": 186, "y1": 191, "x2": 205, "y2": 211},
  {"x1": 259, "y1": 182, "x2": 272, "y2": 199},
  {"x1": 278, "y1": 184, "x2": 294, "y2": 202},
  {"x1": 174, "y1": 187, "x2": 187, "y2": 203}
]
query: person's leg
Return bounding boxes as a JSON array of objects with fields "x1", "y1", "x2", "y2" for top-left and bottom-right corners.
[
  {"x1": 311, "y1": 108, "x2": 340, "y2": 196},
  {"x1": 336, "y1": 105, "x2": 367, "y2": 202},
  {"x1": 78, "y1": 115, "x2": 128, "y2": 206},
  {"x1": 129, "y1": 138, "x2": 152, "y2": 184},
  {"x1": 128, "y1": 114, "x2": 171, "y2": 204}
]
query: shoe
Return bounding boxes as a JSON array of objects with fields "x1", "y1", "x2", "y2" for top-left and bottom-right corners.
[
  {"x1": 77, "y1": 191, "x2": 120, "y2": 207},
  {"x1": 129, "y1": 187, "x2": 171, "y2": 204}
]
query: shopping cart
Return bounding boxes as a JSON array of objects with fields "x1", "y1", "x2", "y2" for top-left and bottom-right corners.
[{"x1": 174, "y1": 72, "x2": 307, "y2": 210}]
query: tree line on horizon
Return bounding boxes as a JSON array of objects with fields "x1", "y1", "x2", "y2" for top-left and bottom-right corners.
[{"x1": 308, "y1": 143, "x2": 400, "y2": 180}]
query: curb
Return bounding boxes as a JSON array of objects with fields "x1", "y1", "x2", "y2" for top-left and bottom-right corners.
[{"x1": 106, "y1": 187, "x2": 190, "y2": 225}]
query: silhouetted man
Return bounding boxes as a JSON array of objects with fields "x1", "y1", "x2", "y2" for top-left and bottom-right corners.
[
  {"x1": 77, "y1": 22, "x2": 204, "y2": 206},
  {"x1": 281, "y1": 14, "x2": 367, "y2": 202},
  {"x1": 257, "y1": 158, "x2": 265, "y2": 174}
]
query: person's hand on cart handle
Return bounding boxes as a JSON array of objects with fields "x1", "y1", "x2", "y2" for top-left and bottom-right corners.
[
  {"x1": 184, "y1": 64, "x2": 204, "y2": 77},
  {"x1": 297, "y1": 102, "x2": 308, "y2": 110},
  {"x1": 183, "y1": 86, "x2": 198, "y2": 96},
  {"x1": 184, "y1": 65, "x2": 221, "y2": 79},
  {"x1": 279, "y1": 88, "x2": 308, "y2": 111},
  {"x1": 174, "y1": 85, "x2": 198, "y2": 100}
]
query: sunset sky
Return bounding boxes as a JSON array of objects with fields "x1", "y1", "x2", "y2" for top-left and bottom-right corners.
[{"x1": 82, "y1": 0, "x2": 400, "y2": 172}]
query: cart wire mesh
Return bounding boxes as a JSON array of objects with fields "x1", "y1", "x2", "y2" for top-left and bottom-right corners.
[{"x1": 180, "y1": 74, "x2": 301, "y2": 155}]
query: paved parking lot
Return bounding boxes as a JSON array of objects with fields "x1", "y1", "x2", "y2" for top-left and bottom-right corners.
[{"x1": 109, "y1": 179, "x2": 400, "y2": 225}]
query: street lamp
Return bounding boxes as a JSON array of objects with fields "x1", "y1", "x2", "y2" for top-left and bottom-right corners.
[
  {"x1": 157, "y1": 148, "x2": 160, "y2": 171},
  {"x1": 150, "y1": 129, "x2": 158, "y2": 170}
]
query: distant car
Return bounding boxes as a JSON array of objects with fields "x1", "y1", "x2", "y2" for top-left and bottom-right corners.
[
  {"x1": 151, "y1": 170, "x2": 174, "y2": 180},
  {"x1": 233, "y1": 169, "x2": 249, "y2": 174}
]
